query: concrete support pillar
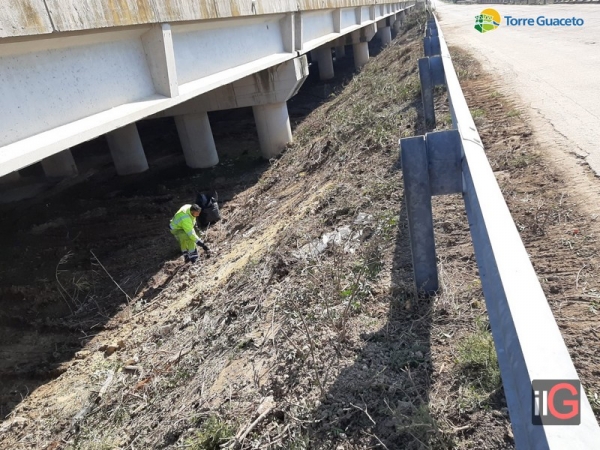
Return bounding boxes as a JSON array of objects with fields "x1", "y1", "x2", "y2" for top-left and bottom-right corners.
[
  {"x1": 380, "y1": 26, "x2": 392, "y2": 46},
  {"x1": 0, "y1": 171, "x2": 21, "y2": 183},
  {"x1": 316, "y1": 47, "x2": 334, "y2": 80},
  {"x1": 393, "y1": 18, "x2": 402, "y2": 34},
  {"x1": 41, "y1": 149, "x2": 78, "y2": 178},
  {"x1": 335, "y1": 45, "x2": 346, "y2": 59},
  {"x1": 252, "y1": 102, "x2": 292, "y2": 159},
  {"x1": 106, "y1": 124, "x2": 149, "y2": 175},
  {"x1": 353, "y1": 42, "x2": 370, "y2": 69},
  {"x1": 174, "y1": 113, "x2": 219, "y2": 169}
]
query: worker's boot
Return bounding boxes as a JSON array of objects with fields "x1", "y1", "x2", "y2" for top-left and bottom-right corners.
[
  {"x1": 188, "y1": 249, "x2": 199, "y2": 264},
  {"x1": 182, "y1": 251, "x2": 190, "y2": 263}
]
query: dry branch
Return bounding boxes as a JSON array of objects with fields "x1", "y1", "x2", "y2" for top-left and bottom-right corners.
[
  {"x1": 229, "y1": 396, "x2": 276, "y2": 449},
  {"x1": 90, "y1": 250, "x2": 133, "y2": 303},
  {"x1": 67, "y1": 370, "x2": 114, "y2": 435}
]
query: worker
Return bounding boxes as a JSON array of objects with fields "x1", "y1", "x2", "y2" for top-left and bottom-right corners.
[{"x1": 169, "y1": 204, "x2": 211, "y2": 263}]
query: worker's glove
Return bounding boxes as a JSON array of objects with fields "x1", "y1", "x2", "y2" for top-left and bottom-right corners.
[{"x1": 197, "y1": 241, "x2": 210, "y2": 254}]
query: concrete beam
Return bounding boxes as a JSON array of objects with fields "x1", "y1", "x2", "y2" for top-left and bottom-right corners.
[
  {"x1": 333, "y1": 9, "x2": 342, "y2": 33},
  {"x1": 142, "y1": 24, "x2": 179, "y2": 97},
  {"x1": 175, "y1": 113, "x2": 219, "y2": 169},
  {"x1": 41, "y1": 149, "x2": 78, "y2": 178},
  {"x1": 294, "y1": 13, "x2": 303, "y2": 52},
  {"x1": 160, "y1": 57, "x2": 309, "y2": 115},
  {"x1": 355, "y1": 7, "x2": 364, "y2": 25},
  {"x1": 106, "y1": 124, "x2": 149, "y2": 175},
  {"x1": 253, "y1": 102, "x2": 293, "y2": 160},
  {"x1": 350, "y1": 23, "x2": 378, "y2": 44},
  {"x1": 280, "y1": 13, "x2": 296, "y2": 53}
]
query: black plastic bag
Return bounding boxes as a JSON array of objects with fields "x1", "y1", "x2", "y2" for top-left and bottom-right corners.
[{"x1": 195, "y1": 191, "x2": 221, "y2": 227}]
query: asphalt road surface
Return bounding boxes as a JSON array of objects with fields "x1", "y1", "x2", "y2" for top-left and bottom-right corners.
[{"x1": 433, "y1": 2, "x2": 600, "y2": 174}]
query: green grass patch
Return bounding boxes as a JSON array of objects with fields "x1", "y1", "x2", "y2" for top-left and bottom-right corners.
[
  {"x1": 470, "y1": 108, "x2": 485, "y2": 119},
  {"x1": 185, "y1": 416, "x2": 234, "y2": 450},
  {"x1": 455, "y1": 318, "x2": 501, "y2": 411}
]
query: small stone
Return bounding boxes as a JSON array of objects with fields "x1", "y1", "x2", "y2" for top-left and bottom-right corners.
[
  {"x1": 257, "y1": 396, "x2": 275, "y2": 415},
  {"x1": 507, "y1": 426, "x2": 514, "y2": 439},
  {"x1": 354, "y1": 212, "x2": 374, "y2": 225},
  {"x1": 75, "y1": 350, "x2": 90, "y2": 360},
  {"x1": 104, "y1": 345, "x2": 119, "y2": 356}
]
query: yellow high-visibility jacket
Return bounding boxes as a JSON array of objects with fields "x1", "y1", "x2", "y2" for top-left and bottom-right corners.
[{"x1": 169, "y1": 204, "x2": 201, "y2": 243}]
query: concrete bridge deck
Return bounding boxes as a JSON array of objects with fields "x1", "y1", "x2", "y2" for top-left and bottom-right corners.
[{"x1": 0, "y1": 0, "x2": 420, "y2": 183}]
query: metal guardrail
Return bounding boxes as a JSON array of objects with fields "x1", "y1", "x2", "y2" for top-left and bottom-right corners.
[
  {"x1": 399, "y1": 13, "x2": 600, "y2": 449},
  {"x1": 472, "y1": 0, "x2": 600, "y2": 3}
]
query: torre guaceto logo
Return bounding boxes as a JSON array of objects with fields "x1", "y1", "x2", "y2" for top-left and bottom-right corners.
[{"x1": 474, "y1": 9, "x2": 501, "y2": 33}]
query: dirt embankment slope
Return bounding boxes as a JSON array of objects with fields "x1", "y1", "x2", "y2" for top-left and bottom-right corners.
[{"x1": 1, "y1": 11, "x2": 599, "y2": 450}]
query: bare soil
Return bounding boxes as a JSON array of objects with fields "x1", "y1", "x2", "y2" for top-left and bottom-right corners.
[{"x1": 1, "y1": 13, "x2": 599, "y2": 450}]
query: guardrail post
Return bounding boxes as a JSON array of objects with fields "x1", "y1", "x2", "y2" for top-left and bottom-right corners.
[
  {"x1": 427, "y1": 130, "x2": 462, "y2": 195},
  {"x1": 423, "y1": 35, "x2": 441, "y2": 56},
  {"x1": 426, "y1": 26, "x2": 438, "y2": 38},
  {"x1": 426, "y1": 18, "x2": 436, "y2": 32},
  {"x1": 400, "y1": 130, "x2": 463, "y2": 295},
  {"x1": 419, "y1": 51, "x2": 444, "y2": 129},
  {"x1": 418, "y1": 58, "x2": 436, "y2": 127},
  {"x1": 428, "y1": 55, "x2": 445, "y2": 86},
  {"x1": 401, "y1": 136, "x2": 438, "y2": 294}
]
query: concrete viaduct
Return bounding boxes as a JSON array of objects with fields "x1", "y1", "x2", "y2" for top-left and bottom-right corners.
[{"x1": 0, "y1": 0, "x2": 419, "y2": 184}]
